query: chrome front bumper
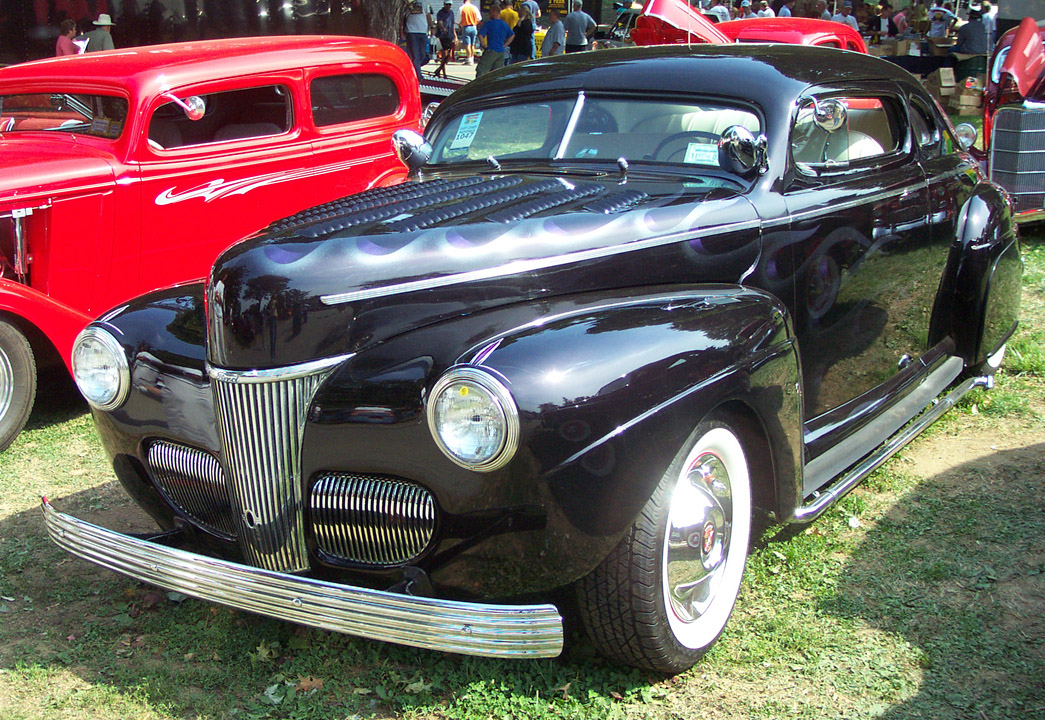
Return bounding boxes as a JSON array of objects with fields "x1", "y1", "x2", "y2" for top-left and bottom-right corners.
[{"x1": 41, "y1": 499, "x2": 564, "y2": 659}]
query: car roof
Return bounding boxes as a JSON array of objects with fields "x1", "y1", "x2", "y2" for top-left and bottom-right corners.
[
  {"x1": 0, "y1": 36, "x2": 408, "y2": 94},
  {"x1": 446, "y1": 44, "x2": 916, "y2": 110}
]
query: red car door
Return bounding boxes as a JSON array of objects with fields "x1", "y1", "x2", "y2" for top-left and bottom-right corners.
[{"x1": 133, "y1": 71, "x2": 313, "y2": 294}]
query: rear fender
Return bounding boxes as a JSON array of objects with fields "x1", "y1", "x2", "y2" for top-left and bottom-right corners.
[{"x1": 931, "y1": 184, "x2": 1021, "y2": 367}]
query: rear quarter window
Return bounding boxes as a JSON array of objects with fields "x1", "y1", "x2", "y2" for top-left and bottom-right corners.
[{"x1": 310, "y1": 74, "x2": 400, "y2": 127}]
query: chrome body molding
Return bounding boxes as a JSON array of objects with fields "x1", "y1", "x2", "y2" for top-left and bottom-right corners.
[
  {"x1": 210, "y1": 354, "x2": 351, "y2": 573},
  {"x1": 42, "y1": 499, "x2": 565, "y2": 658}
]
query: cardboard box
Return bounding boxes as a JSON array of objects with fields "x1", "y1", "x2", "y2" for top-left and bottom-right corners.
[
  {"x1": 948, "y1": 92, "x2": 982, "y2": 110},
  {"x1": 928, "y1": 37, "x2": 955, "y2": 56},
  {"x1": 927, "y1": 67, "x2": 956, "y2": 87},
  {"x1": 894, "y1": 39, "x2": 911, "y2": 56}
]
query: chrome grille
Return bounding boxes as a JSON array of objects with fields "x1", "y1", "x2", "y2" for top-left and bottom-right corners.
[
  {"x1": 311, "y1": 474, "x2": 436, "y2": 566},
  {"x1": 210, "y1": 356, "x2": 349, "y2": 573},
  {"x1": 990, "y1": 107, "x2": 1045, "y2": 214},
  {"x1": 146, "y1": 441, "x2": 237, "y2": 538}
]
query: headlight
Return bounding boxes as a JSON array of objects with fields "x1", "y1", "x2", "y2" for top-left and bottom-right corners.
[
  {"x1": 427, "y1": 367, "x2": 519, "y2": 472},
  {"x1": 71, "y1": 326, "x2": 130, "y2": 411}
]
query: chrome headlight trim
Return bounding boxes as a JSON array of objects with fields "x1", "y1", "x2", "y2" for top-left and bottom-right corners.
[
  {"x1": 427, "y1": 366, "x2": 519, "y2": 472},
  {"x1": 71, "y1": 325, "x2": 130, "y2": 411}
]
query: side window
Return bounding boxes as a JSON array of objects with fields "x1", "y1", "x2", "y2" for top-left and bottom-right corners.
[
  {"x1": 909, "y1": 99, "x2": 942, "y2": 156},
  {"x1": 148, "y1": 84, "x2": 292, "y2": 151},
  {"x1": 791, "y1": 96, "x2": 902, "y2": 170},
  {"x1": 310, "y1": 74, "x2": 400, "y2": 127}
]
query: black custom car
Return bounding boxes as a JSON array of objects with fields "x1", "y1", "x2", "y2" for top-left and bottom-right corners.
[{"x1": 48, "y1": 46, "x2": 1021, "y2": 674}]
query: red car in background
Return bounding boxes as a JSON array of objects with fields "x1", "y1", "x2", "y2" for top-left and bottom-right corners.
[
  {"x1": 984, "y1": 17, "x2": 1045, "y2": 222},
  {"x1": 0, "y1": 36, "x2": 420, "y2": 451},
  {"x1": 631, "y1": 0, "x2": 866, "y2": 52},
  {"x1": 718, "y1": 17, "x2": 868, "y2": 53}
]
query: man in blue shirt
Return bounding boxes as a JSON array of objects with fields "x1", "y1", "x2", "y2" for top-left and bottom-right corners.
[{"x1": 476, "y1": 5, "x2": 514, "y2": 77}]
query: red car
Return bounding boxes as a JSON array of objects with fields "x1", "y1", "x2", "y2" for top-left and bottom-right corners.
[
  {"x1": 631, "y1": 0, "x2": 867, "y2": 52},
  {"x1": 718, "y1": 18, "x2": 868, "y2": 53},
  {"x1": 984, "y1": 17, "x2": 1045, "y2": 223},
  {"x1": 0, "y1": 36, "x2": 420, "y2": 451}
]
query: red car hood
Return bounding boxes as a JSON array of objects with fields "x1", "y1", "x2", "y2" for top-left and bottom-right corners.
[
  {"x1": 0, "y1": 138, "x2": 115, "y2": 203},
  {"x1": 1000, "y1": 16, "x2": 1045, "y2": 98},
  {"x1": 633, "y1": 0, "x2": 730, "y2": 46}
]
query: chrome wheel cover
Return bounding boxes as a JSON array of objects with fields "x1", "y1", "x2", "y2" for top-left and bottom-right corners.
[
  {"x1": 662, "y1": 427, "x2": 751, "y2": 649},
  {"x1": 0, "y1": 342, "x2": 13, "y2": 423}
]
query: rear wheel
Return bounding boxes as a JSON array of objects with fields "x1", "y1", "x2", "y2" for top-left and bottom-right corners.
[
  {"x1": 575, "y1": 416, "x2": 752, "y2": 673},
  {"x1": 0, "y1": 319, "x2": 36, "y2": 452}
]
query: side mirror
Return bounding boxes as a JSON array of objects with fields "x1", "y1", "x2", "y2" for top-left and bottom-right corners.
[
  {"x1": 393, "y1": 129, "x2": 432, "y2": 176},
  {"x1": 812, "y1": 98, "x2": 847, "y2": 132},
  {"x1": 422, "y1": 102, "x2": 439, "y2": 128},
  {"x1": 719, "y1": 125, "x2": 768, "y2": 177},
  {"x1": 162, "y1": 93, "x2": 205, "y2": 121},
  {"x1": 954, "y1": 122, "x2": 978, "y2": 150}
]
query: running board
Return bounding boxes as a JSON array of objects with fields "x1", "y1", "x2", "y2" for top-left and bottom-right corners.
[{"x1": 792, "y1": 374, "x2": 992, "y2": 522}]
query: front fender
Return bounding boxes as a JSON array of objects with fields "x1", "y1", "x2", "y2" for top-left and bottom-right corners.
[
  {"x1": 931, "y1": 183, "x2": 1021, "y2": 366},
  {"x1": 0, "y1": 279, "x2": 91, "y2": 372}
]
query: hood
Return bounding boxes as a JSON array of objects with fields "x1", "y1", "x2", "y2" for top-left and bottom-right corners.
[
  {"x1": 206, "y1": 169, "x2": 761, "y2": 369},
  {"x1": 0, "y1": 139, "x2": 115, "y2": 202},
  {"x1": 999, "y1": 17, "x2": 1045, "y2": 98},
  {"x1": 633, "y1": 0, "x2": 730, "y2": 46}
]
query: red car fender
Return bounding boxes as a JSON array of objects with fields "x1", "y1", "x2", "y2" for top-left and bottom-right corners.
[{"x1": 0, "y1": 279, "x2": 91, "y2": 372}]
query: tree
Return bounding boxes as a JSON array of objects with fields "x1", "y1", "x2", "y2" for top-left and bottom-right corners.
[{"x1": 358, "y1": 0, "x2": 407, "y2": 42}]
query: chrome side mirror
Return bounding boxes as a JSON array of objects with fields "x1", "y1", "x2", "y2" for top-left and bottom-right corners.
[
  {"x1": 162, "y1": 93, "x2": 205, "y2": 121},
  {"x1": 719, "y1": 125, "x2": 768, "y2": 177},
  {"x1": 954, "y1": 122, "x2": 978, "y2": 150},
  {"x1": 812, "y1": 98, "x2": 847, "y2": 132},
  {"x1": 392, "y1": 129, "x2": 432, "y2": 176}
]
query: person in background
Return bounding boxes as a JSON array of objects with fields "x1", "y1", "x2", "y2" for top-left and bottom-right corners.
[
  {"x1": 543, "y1": 8, "x2": 566, "y2": 56},
  {"x1": 476, "y1": 4, "x2": 513, "y2": 76},
  {"x1": 520, "y1": 0, "x2": 541, "y2": 58},
  {"x1": 459, "y1": 0, "x2": 481, "y2": 65},
  {"x1": 707, "y1": 0, "x2": 731, "y2": 23},
  {"x1": 927, "y1": 2, "x2": 955, "y2": 38},
  {"x1": 832, "y1": 0, "x2": 859, "y2": 31},
  {"x1": 434, "y1": 0, "x2": 457, "y2": 77},
  {"x1": 981, "y1": 0, "x2": 996, "y2": 49},
  {"x1": 817, "y1": 0, "x2": 832, "y2": 20},
  {"x1": 757, "y1": 0, "x2": 775, "y2": 17},
  {"x1": 893, "y1": 3, "x2": 909, "y2": 35},
  {"x1": 563, "y1": 0, "x2": 595, "y2": 53},
  {"x1": 55, "y1": 18, "x2": 78, "y2": 56},
  {"x1": 404, "y1": 1, "x2": 430, "y2": 79},
  {"x1": 738, "y1": 0, "x2": 757, "y2": 19},
  {"x1": 81, "y1": 13, "x2": 116, "y2": 52},
  {"x1": 952, "y1": 4, "x2": 988, "y2": 53},
  {"x1": 877, "y1": 3, "x2": 899, "y2": 37},
  {"x1": 778, "y1": 0, "x2": 795, "y2": 18},
  {"x1": 509, "y1": 5, "x2": 534, "y2": 64},
  {"x1": 500, "y1": 1, "x2": 518, "y2": 29}
]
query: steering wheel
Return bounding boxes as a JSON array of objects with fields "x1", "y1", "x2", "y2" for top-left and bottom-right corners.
[{"x1": 650, "y1": 130, "x2": 720, "y2": 163}]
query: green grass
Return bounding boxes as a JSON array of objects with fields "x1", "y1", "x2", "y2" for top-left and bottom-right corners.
[{"x1": 0, "y1": 233, "x2": 1042, "y2": 719}]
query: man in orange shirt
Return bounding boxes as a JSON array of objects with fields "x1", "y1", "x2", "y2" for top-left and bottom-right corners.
[{"x1": 459, "y1": 0, "x2": 481, "y2": 65}]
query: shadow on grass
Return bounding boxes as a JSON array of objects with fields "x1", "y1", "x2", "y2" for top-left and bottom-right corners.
[
  {"x1": 2, "y1": 443, "x2": 1043, "y2": 718},
  {"x1": 24, "y1": 369, "x2": 87, "y2": 431},
  {"x1": 824, "y1": 442, "x2": 1045, "y2": 719}
]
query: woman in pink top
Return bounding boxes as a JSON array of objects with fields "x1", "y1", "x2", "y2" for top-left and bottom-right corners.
[{"x1": 55, "y1": 19, "x2": 79, "y2": 56}]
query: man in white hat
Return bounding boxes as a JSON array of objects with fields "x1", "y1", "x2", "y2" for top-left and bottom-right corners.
[{"x1": 82, "y1": 13, "x2": 116, "y2": 53}]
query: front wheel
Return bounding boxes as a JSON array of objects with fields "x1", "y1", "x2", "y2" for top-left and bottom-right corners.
[
  {"x1": 575, "y1": 416, "x2": 752, "y2": 673},
  {"x1": 0, "y1": 319, "x2": 36, "y2": 452}
]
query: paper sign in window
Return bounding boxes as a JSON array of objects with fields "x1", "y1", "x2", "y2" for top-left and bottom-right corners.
[
  {"x1": 684, "y1": 142, "x2": 718, "y2": 165},
  {"x1": 450, "y1": 112, "x2": 483, "y2": 150}
]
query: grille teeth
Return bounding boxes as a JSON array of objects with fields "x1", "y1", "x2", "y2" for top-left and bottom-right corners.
[
  {"x1": 990, "y1": 107, "x2": 1045, "y2": 214},
  {"x1": 311, "y1": 474, "x2": 435, "y2": 566},
  {"x1": 146, "y1": 441, "x2": 237, "y2": 538},
  {"x1": 211, "y1": 357, "x2": 346, "y2": 573}
]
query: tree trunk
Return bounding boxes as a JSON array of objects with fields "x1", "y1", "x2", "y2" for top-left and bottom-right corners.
[{"x1": 361, "y1": 0, "x2": 406, "y2": 43}]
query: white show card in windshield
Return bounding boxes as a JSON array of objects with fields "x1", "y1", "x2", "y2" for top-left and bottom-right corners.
[
  {"x1": 450, "y1": 112, "x2": 483, "y2": 150},
  {"x1": 684, "y1": 142, "x2": 719, "y2": 166}
]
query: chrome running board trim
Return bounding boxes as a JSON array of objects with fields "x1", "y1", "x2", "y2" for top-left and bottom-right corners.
[
  {"x1": 792, "y1": 374, "x2": 992, "y2": 523},
  {"x1": 42, "y1": 499, "x2": 564, "y2": 659}
]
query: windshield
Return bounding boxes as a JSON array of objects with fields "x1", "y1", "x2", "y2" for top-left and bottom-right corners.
[
  {"x1": 0, "y1": 92, "x2": 128, "y2": 139},
  {"x1": 429, "y1": 95, "x2": 761, "y2": 169}
]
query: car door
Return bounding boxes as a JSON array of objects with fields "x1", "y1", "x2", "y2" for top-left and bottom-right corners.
[
  {"x1": 305, "y1": 66, "x2": 414, "y2": 201},
  {"x1": 782, "y1": 87, "x2": 949, "y2": 478},
  {"x1": 134, "y1": 71, "x2": 310, "y2": 294}
]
